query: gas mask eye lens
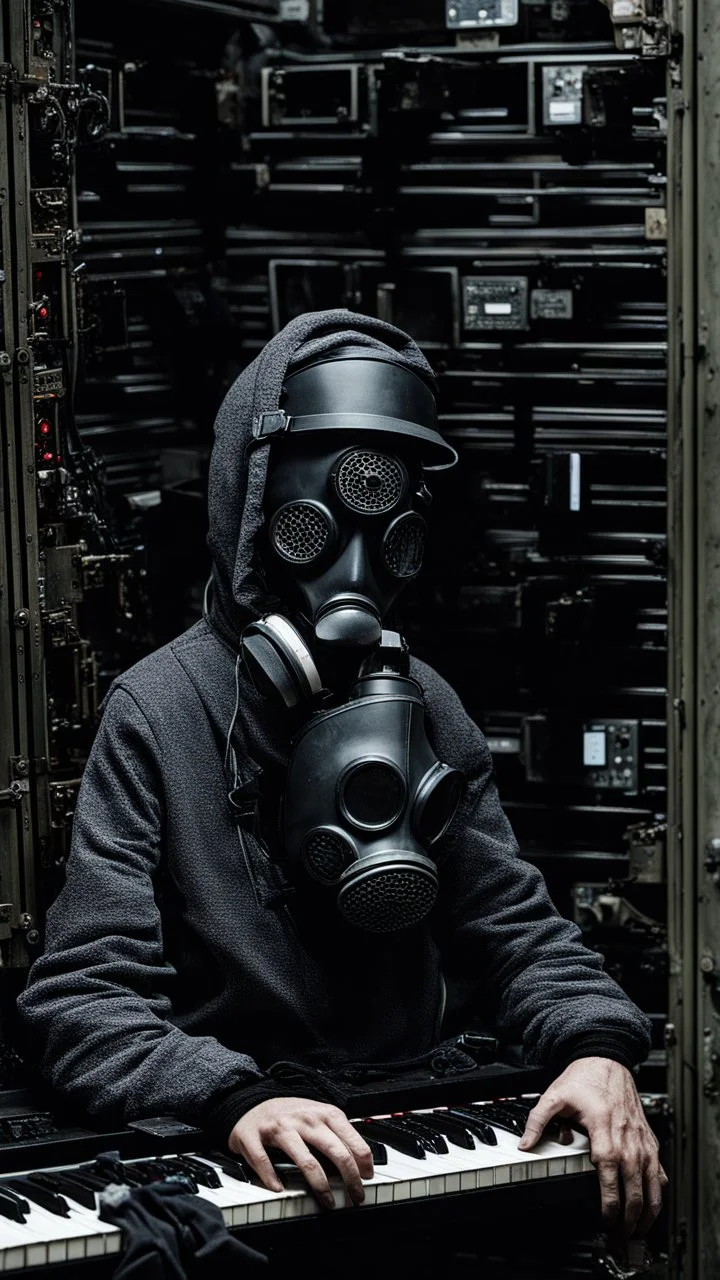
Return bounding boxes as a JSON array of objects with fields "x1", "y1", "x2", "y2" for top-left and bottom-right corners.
[
  {"x1": 340, "y1": 760, "x2": 406, "y2": 830},
  {"x1": 383, "y1": 512, "x2": 427, "y2": 578},
  {"x1": 270, "y1": 501, "x2": 332, "y2": 563},
  {"x1": 335, "y1": 450, "x2": 406, "y2": 514},
  {"x1": 414, "y1": 763, "x2": 464, "y2": 846}
]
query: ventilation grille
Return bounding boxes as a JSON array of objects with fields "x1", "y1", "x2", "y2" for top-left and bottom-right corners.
[
  {"x1": 338, "y1": 865, "x2": 437, "y2": 932},
  {"x1": 271, "y1": 502, "x2": 330, "y2": 562},
  {"x1": 335, "y1": 451, "x2": 405, "y2": 514},
  {"x1": 383, "y1": 514, "x2": 426, "y2": 578},
  {"x1": 304, "y1": 829, "x2": 354, "y2": 883}
]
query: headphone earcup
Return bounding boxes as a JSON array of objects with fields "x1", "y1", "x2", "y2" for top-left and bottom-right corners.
[{"x1": 241, "y1": 615, "x2": 322, "y2": 710}]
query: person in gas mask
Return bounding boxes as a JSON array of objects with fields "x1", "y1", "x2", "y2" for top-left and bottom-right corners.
[{"x1": 18, "y1": 310, "x2": 665, "y2": 1241}]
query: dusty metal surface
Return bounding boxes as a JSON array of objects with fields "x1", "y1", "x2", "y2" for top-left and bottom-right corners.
[
  {"x1": 665, "y1": 0, "x2": 696, "y2": 1269},
  {"x1": 694, "y1": 0, "x2": 720, "y2": 1273},
  {"x1": 667, "y1": 0, "x2": 720, "y2": 1274}
]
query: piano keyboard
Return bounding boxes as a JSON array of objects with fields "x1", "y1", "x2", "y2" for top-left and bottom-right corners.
[{"x1": 0, "y1": 1098, "x2": 594, "y2": 1271}]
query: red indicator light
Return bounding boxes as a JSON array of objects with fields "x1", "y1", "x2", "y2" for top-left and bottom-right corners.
[
  {"x1": 42, "y1": 451, "x2": 54, "y2": 462},
  {"x1": 34, "y1": 270, "x2": 43, "y2": 282},
  {"x1": 38, "y1": 420, "x2": 51, "y2": 435},
  {"x1": 56, "y1": 454, "x2": 62, "y2": 463},
  {"x1": 37, "y1": 306, "x2": 48, "y2": 320},
  {"x1": 33, "y1": 19, "x2": 41, "y2": 28}
]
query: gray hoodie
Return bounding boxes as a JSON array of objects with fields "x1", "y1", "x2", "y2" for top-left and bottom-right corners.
[{"x1": 17, "y1": 309, "x2": 651, "y2": 1133}]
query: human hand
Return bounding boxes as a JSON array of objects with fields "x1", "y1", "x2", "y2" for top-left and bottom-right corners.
[
  {"x1": 228, "y1": 1096, "x2": 374, "y2": 1210},
  {"x1": 517, "y1": 1057, "x2": 667, "y2": 1237}
]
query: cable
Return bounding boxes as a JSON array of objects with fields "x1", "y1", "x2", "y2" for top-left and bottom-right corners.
[{"x1": 224, "y1": 653, "x2": 243, "y2": 792}]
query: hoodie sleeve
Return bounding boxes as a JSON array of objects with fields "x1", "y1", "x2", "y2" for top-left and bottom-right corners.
[
  {"x1": 420, "y1": 666, "x2": 652, "y2": 1071},
  {"x1": 16, "y1": 686, "x2": 283, "y2": 1125}
]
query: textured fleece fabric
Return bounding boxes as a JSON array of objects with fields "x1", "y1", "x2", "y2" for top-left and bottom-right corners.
[{"x1": 17, "y1": 310, "x2": 651, "y2": 1133}]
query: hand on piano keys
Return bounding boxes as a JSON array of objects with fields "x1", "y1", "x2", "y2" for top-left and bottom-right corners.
[{"x1": 0, "y1": 1096, "x2": 593, "y2": 1270}]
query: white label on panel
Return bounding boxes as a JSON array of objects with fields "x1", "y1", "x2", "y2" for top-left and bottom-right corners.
[
  {"x1": 583, "y1": 731, "x2": 607, "y2": 768},
  {"x1": 569, "y1": 452, "x2": 581, "y2": 512},
  {"x1": 549, "y1": 101, "x2": 581, "y2": 122},
  {"x1": 280, "y1": 0, "x2": 310, "y2": 19}
]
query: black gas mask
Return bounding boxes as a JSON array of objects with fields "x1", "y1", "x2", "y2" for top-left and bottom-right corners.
[
  {"x1": 255, "y1": 346, "x2": 455, "y2": 657},
  {"x1": 239, "y1": 345, "x2": 463, "y2": 931},
  {"x1": 284, "y1": 666, "x2": 464, "y2": 932},
  {"x1": 262, "y1": 435, "x2": 427, "y2": 652}
]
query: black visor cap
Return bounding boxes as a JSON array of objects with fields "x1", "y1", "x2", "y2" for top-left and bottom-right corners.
[{"x1": 280, "y1": 350, "x2": 458, "y2": 471}]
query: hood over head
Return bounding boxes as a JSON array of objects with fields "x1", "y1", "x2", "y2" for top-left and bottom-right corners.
[{"x1": 206, "y1": 309, "x2": 439, "y2": 651}]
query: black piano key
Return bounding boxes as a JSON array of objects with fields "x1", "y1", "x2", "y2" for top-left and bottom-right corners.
[
  {"x1": 5, "y1": 1177, "x2": 69, "y2": 1218},
  {"x1": 496, "y1": 1099, "x2": 570, "y2": 1141},
  {"x1": 352, "y1": 1119, "x2": 426, "y2": 1160},
  {"x1": 131, "y1": 1159, "x2": 182, "y2": 1185},
  {"x1": 372, "y1": 1120, "x2": 436, "y2": 1155},
  {"x1": 29, "y1": 1172, "x2": 97, "y2": 1211},
  {"x1": 0, "y1": 1188, "x2": 26, "y2": 1224},
  {"x1": 501, "y1": 1097, "x2": 537, "y2": 1115},
  {"x1": 445, "y1": 1109, "x2": 498, "y2": 1146},
  {"x1": 0, "y1": 1185, "x2": 30, "y2": 1215},
  {"x1": 132, "y1": 1161, "x2": 176, "y2": 1185},
  {"x1": 204, "y1": 1152, "x2": 250, "y2": 1183},
  {"x1": 79, "y1": 1159, "x2": 130, "y2": 1185},
  {"x1": 468, "y1": 1105, "x2": 523, "y2": 1137},
  {"x1": 266, "y1": 1145, "x2": 300, "y2": 1170},
  {"x1": 170, "y1": 1155, "x2": 222, "y2": 1189},
  {"x1": 485, "y1": 1103, "x2": 527, "y2": 1129},
  {"x1": 496, "y1": 1100, "x2": 535, "y2": 1120},
  {"x1": 67, "y1": 1168, "x2": 115, "y2": 1191},
  {"x1": 360, "y1": 1137, "x2": 388, "y2": 1166},
  {"x1": 150, "y1": 1159, "x2": 198, "y2": 1193},
  {"x1": 93, "y1": 1159, "x2": 150, "y2": 1189},
  {"x1": 264, "y1": 1158, "x2": 300, "y2": 1176},
  {"x1": 425, "y1": 1112, "x2": 476, "y2": 1150},
  {"x1": 390, "y1": 1116, "x2": 449, "y2": 1154}
]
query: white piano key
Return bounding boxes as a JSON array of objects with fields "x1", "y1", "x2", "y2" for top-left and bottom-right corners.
[
  {"x1": 367, "y1": 1145, "x2": 462, "y2": 1198},
  {"x1": 0, "y1": 1187, "x2": 123, "y2": 1271},
  {"x1": 184, "y1": 1158, "x2": 313, "y2": 1227},
  {"x1": 192, "y1": 1154, "x2": 396, "y2": 1221},
  {"x1": 0, "y1": 1216, "x2": 44, "y2": 1272}
]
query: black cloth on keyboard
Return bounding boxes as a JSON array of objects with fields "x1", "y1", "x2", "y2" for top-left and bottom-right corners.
[
  {"x1": 265, "y1": 1036, "x2": 495, "y2": 1097},
  {"x1": 208, "y1": 1041, "x2": 491, "y2": 1133},
  {"x1": 98, "y1": 1180, "x2": 268, "y2": 1279}
]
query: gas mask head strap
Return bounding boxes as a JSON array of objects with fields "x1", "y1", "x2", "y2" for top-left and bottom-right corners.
[{"x1": 251, "y1": 410, "x2": 458, "y2": 472}]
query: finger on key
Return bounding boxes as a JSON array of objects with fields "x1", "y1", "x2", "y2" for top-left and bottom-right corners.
[
  {"x1": 317, "y1": 1127, "x2": 366, "y2": 1205},
  {"x1": 621, "y1": 1159, "x2": 645, "y2": 1237},
  {"x1": 327, "y1": 1115, "x2": 375, "y2": 1181},
  {"x1": 635, "y1": 1160, "x2": 665, "y2": 1237},
  {"x1": 596, "y1": 1157, "x2": 622, "y2": 1226},
  {"x1": 276, "y1": 1133, "x2": 335, "y2": 1210},
  {"x1": 233, "y1": 1132, "x2": 284, "y2": 1194}
]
